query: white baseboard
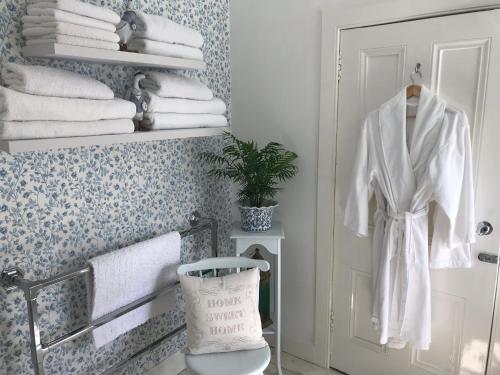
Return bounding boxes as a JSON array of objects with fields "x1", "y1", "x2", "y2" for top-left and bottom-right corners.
[{"x1": 146, "y1": 351, "x2": 186, "y2": 375}]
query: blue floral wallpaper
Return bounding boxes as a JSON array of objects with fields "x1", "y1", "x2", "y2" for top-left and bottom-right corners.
[{"x1": 0, "y1": 0, "x2": 232, "y2": 373}]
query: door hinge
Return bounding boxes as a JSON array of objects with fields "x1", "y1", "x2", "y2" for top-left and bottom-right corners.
[
  {"x1": 330, "y1": 310, "x2": 335, "y2": 329},
  {"x1": 337, "y1": 54, "x2": 342, "y2": 81}
]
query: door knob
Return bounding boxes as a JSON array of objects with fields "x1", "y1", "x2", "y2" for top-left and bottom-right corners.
[
  {"x1": 478, "y1": 253, "x2": 498, "y2": 264},
  {"x1": 477, "y1": 221, "x2": 493, "y2": 236}
]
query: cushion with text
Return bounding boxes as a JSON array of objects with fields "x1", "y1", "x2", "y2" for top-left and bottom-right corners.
[{"x1": 180, "y1": 267, "x2": 267, "y2": 354}]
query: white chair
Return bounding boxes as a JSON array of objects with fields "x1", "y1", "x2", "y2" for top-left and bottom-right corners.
[{"x1": 177, "y1": 257, "x2": 272, "y2": 375}]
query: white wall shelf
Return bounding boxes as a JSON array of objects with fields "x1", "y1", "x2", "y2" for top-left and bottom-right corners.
[
  {"x1": 0, "y1": 127, "x2": 229, "y2": 154},
  {"x1": 22, "y1": 43, "x2": 206, "y2": 70}
]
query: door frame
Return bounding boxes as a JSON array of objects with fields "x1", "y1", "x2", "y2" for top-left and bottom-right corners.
[{"x1": 315, "y1": 1, "x2": 500, "y2": 368}]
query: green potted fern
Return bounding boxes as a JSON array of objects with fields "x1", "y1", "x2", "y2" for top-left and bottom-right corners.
[{"x1": 200, "y1": 132, "x2": 298, "y2": 231}]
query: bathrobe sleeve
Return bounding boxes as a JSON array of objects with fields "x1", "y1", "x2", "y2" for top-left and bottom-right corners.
[
  {"x1": 429, "y1": 112, "x2": 475, "y2": 268},
  {"x1": 344, "y1": 120, "x2": 374, "y2": 237}
]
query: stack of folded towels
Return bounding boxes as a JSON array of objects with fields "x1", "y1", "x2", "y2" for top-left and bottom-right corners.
[
  {"x1": 139, "y1": 72, "x2": 227, "y2": 130},
  {"x1": 0, "y1": 63, "x2": 136, "y2": 140},
  {"x1": 23, "y1": 0, "x2": 121, "y2": 50},
  {"x1": 121, "y1": 11, "x2": 204, "y2": 60}
]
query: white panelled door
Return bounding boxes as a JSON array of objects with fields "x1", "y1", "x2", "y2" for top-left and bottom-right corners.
[{"x1": 331, "y1": 10, "x2": 500, "y2": 375}]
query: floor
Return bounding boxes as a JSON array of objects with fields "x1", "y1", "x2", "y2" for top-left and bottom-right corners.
[{"x1": 179, "y1": 350, "x2": 344, "y2": 375}]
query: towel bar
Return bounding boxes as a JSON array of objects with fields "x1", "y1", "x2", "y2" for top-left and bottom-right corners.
[{"x1": 0, "y1": 211, "x2": 218, "y2": 375}]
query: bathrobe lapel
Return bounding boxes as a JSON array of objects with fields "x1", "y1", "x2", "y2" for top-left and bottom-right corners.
[
  {"x1": 408, "y1": 86, "x2": 446, "y2": 175},
  {"x1": 378, "y1": 89, "x2": 416, "y2": 210},
  {"x1": 378, "y1": 86, "x2": 446, "y2": 210}
]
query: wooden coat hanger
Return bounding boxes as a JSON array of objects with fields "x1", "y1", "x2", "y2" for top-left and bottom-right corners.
[
  {"x1": 406, "y1": 84, "x2": 421, "y2": 99},
  {"x1": 406, "y1": 63, "x2": 422, "y2": 118}
]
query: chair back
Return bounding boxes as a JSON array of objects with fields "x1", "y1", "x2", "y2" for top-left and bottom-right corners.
[{"x1": 177, "y1": 256, "x2": 270, "y2": 277}]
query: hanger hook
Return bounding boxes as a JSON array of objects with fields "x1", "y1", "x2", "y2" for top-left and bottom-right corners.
[{"x1": 410, "y1": 62, "x2": 422, "y2": 84}]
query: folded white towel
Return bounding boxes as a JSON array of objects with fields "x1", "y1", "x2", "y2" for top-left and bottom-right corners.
[
  {"x1": 3, "y1": 63, "x2": 114, "y2": 99},
  {"x1": 0, "y1": 87, "x2": 135, "y2": 121},
  {"x1": 142, "y1": 113, "x2": 227, "y2": 129},
  {"x1": 23, "y1": 22, "x2": 120, "y2": 42},
  {"x1": 25, "y1": 34, "x2": 119, "y2": 50},
  {"x1": 143, "y1": 92, "x2": 226, "y2": 114},
  {"x1": 24, "y1": 8, "x2": 116, "y2": 31},
  {"x1": 88, "y1": 232, "x2": 181, "y2": 348},
  {"x1": 127, "y1": 38, "x2": 203, "y2": 60},
  {"x1": 131, "y1": 11, "x2": 203, "y2": 48},
  {"x1": 0, "y1": 119, "x2": 134, "y2": 140},
  {"x1": 139, "y1": 72, "x2": 213, "y2": 100},
  {"x1": 30, "y1": 0, "x2": 120, "y2": 25}
]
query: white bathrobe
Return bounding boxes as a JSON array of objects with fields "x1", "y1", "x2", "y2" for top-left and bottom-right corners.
[{"x1": 344, "y1": 86, "x2": 475, "y2": 350}]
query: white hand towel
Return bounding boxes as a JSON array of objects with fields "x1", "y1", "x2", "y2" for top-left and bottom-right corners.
[
  {"x1": 23, "y1": 22, "x2": 120, "y2": 42},
  {"x1": 139, "y1": 72, "x2": 213, "y2": 100},
  {"x1": 144, "y1": 92, "x2": 226, "y2": 114},
  {"x1": 127, "y1": 38, "x2": 203, "y2": 60},
  {"x1": 0, "y1": 87, "x2": 135, "y2": 121},
  {"x1": 131, "y1": 11, "x2": 203, "y2": 48},
  {"x1": 0, "y1": 119, "x2": 134, "y2": 140},
  {"x1": 30, "y1": 0, "x2": 120, "y2": 25},
  {"x1": 142, "y1": 113, "x2": 227, "y2": 129},
  {"x1": 3, "y1": 63, "x2": 114, "y2": 99},
  {"x1": 88, "y1": 232, "x2": 181, "y2": 348},
  {"x1": 24, "y1": 8, "x2": 116, "y2": 31},
  {"x1": 25, "y1": 35, "x2": 119, "y2": 50}
]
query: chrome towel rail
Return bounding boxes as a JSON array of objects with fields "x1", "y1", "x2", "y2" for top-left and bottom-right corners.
[{"x1": 0, "y1": 211, "x2": 218, "y2": 375}]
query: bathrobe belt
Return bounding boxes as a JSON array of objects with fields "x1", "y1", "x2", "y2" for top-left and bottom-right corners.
[
  {"x1": 383, "y1": 206, "x2": 429, "y2": 263},
  {"x1": 375, "y1": 206, "x2": 429, "y2": 335}
]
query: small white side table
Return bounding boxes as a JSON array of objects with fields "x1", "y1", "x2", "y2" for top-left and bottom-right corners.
[{"x1": 231, "y1": 222, "x2": 284, "y2": 375}]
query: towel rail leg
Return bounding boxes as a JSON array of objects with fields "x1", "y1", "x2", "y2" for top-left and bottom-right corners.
[{"x1": 25, "y1": 288, "x2": 46, "y2": 375}]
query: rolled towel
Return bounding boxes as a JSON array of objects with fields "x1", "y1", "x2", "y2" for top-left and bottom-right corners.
[
  {"x1": 127, "y1": 38, "x2": 203, "y2": 60},
  {"x1": 139, "y1": 72, "x2": 213, "y2": 100},
  {"x1": 3, "y1": 63, "x2": 114, "y2": 99},
  {"x1": 24, "y1": 8, "x2": 116, "y2": 32},
  {"x1": 142, "y1": 113, "x2": 227, "y2": 129},
  {"x1": 143, "y1": 92, "x2": 226, "y2": 114},
  {"x1": 0, "y1": 87, "x2": 135, "y2": 121},
  {"x1": 0, "y1": 119, "x2": 134, "y2": 140},
  {"x1": 23, "y1": 22, "x2": 120, "y2": 42},
  {"x1": 128, "y1": 11, "x2": 203, "y2": 48},
  {"x1": 29, "y1": 0, "x2": 120, "y2": 25},
  {"x1": 25, "y1": 35, "x2": 119, "y2": 50}
]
